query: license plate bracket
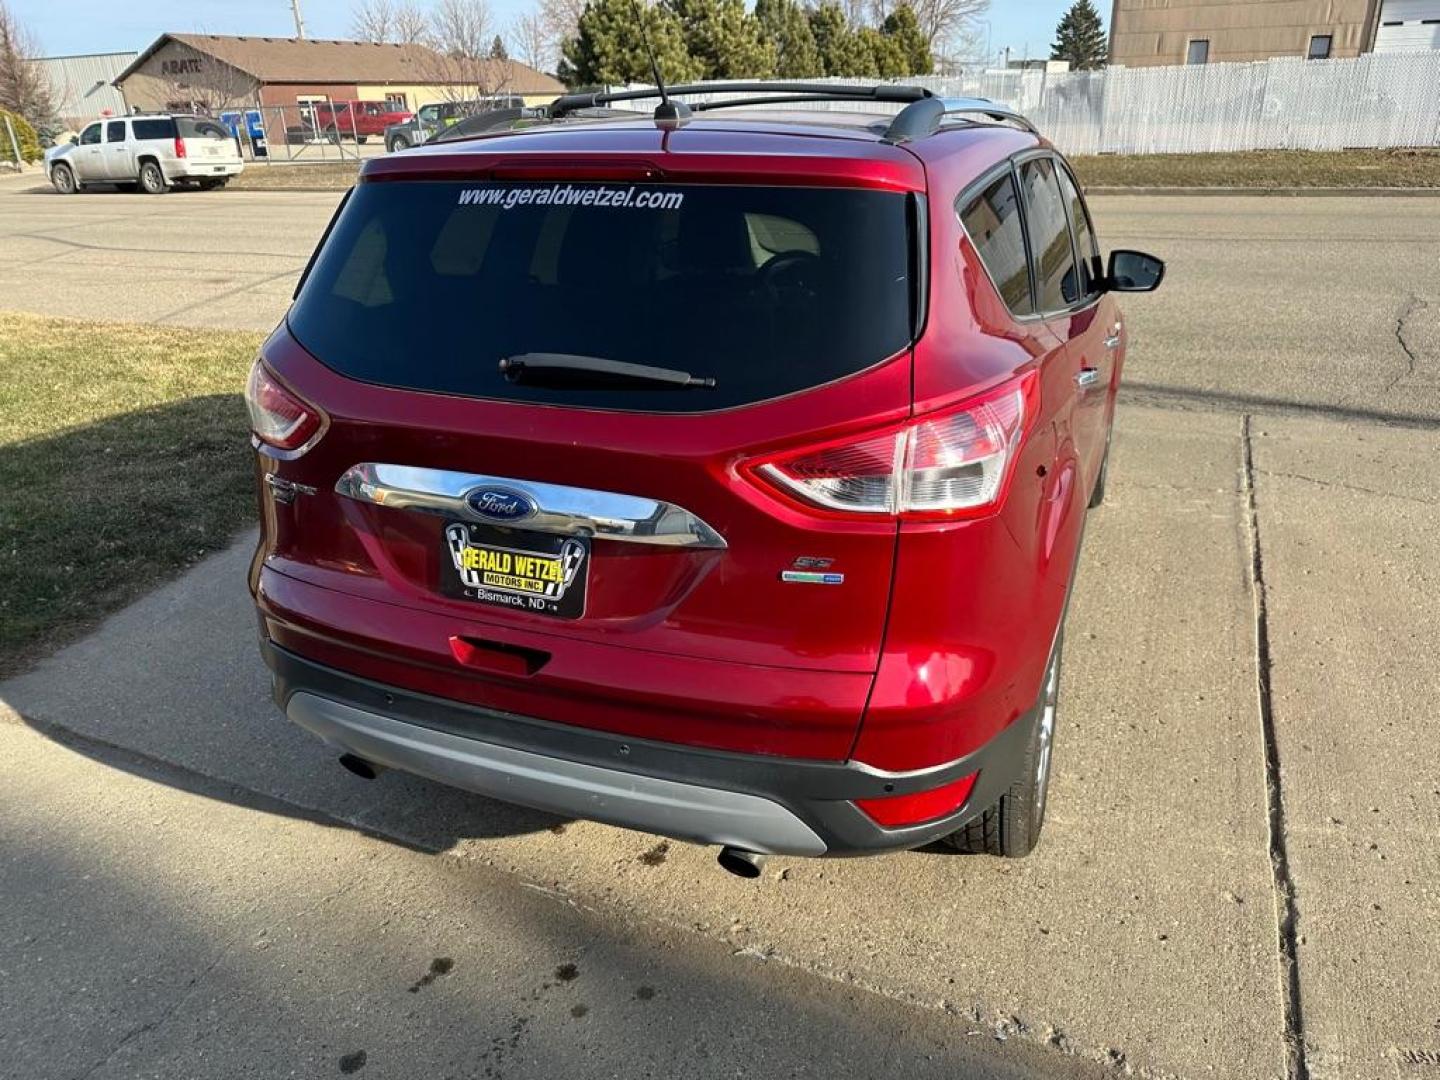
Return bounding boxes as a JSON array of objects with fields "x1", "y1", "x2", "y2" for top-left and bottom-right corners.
[{"x1": 441, "y1": 522, "x2": 588, "y2": 619}]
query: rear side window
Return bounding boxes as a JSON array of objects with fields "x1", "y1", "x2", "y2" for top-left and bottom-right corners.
[
  {"x1": 1055, "y1": 162, "x2": 1100, "y2": 299},
  {"x1": 289, "y1": 181, "x2": 914, "y2": 413},
  {"x1": 959, "y1": 173, "x2": 1033, "y2": 316},
  {"x1": 1018, "y1": 158, "x2": 1080, "y2": 311},
  {"x1": 132, "y1": 119, "x2": 176, "y2": 140},
  {"x1": 178, "y1": 118, "x2": 230, "y2": 140},
  {"x1": 105, "y1": 120, "x2": 126, "y2": 142}
]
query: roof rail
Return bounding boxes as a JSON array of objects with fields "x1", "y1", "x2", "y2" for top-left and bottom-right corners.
[
  {"x1": 883, "y1": 96, "x2": 1038, "y2": 142},
  {"x1": 550, "y1": 81, "x2": 935, "y2": 118}
]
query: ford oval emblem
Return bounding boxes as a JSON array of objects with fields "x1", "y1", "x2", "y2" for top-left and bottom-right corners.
[{"x1": 465, "y1": 485, "x2": 536, "y2": 522}]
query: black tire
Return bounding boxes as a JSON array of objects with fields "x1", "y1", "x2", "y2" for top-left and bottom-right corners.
[
  {"x1": 356, "y1": 135, "x2": 369, "y2": 144},
  {"x1": 51, "y1": 162, "x2": 77, "y2": 194},
  {"x1": 942, "y1": 632, "x2": 1062, "y2": 858},
  {"x1": 138, "y1": 160, "x2": 166, "y2": 194},
  {"x1": 388, "y1": 134, "x2": 411, "y2": 153}
]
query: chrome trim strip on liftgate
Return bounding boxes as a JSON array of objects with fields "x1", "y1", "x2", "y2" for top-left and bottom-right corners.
[{"x1": 334, "y1": 463, "x2": 728, "y2": 549}]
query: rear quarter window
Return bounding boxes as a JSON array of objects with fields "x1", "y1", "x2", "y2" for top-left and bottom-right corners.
[
  {"x1": 959, "y1": 172, "x2": 1034, "y2": 316},
  {"x1": 289, "y1": 180, "x2": 914, "y2": 413},
  {"x1": 178, "y1": 118, "x2": 231, "y2": 140}
]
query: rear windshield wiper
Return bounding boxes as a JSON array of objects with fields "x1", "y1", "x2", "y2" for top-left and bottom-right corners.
[{"x1": 499, "y1": 353, "x2": 716, "y2": 389}]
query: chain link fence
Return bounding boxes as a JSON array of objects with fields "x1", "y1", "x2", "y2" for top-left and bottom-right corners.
[{"x1": 213, "y1": 104, "x2": 395, "y2": 165}]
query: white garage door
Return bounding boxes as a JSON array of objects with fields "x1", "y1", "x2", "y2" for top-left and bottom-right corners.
[{"x1": 1374, "y1": 0, "x2": 1440, "y2": 52}]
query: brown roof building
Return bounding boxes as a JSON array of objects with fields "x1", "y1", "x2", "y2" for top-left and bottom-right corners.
[{"x1": 113, "y1": 33, "x2": 564, "y2": 116}]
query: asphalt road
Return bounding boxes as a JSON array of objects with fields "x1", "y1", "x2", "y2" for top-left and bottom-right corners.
[{"x1": 1, "y1": 180, "x2": 1438, "y2": 1080}]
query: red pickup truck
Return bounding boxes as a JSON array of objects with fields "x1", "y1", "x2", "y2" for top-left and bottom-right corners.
[{"x1": 310, "y1": 100, "x2": 413, "y2": 143}]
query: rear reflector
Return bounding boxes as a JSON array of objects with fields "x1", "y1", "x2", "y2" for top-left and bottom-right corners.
[
  {"x1": 245, "y1": 359, "x2": 324, "y2": 456},
  {"x1": 854, "y1": 772, "x2": 978, "y2": 828},
  {"x1": 750, "y1": 371, "x2": 1037, "y2": 522}
]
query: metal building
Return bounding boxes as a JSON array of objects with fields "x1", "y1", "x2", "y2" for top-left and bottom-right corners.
[{"x1": 29, "y1": 52, "x2": 137, "y2": 130}]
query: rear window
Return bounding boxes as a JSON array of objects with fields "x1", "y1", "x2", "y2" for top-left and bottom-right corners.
[
  {"x1": 132, "y1": 119, "x2": 176, "y2": 140},
  {"x1": 178, "y1": 118, "x2": 231, "y2": 140},
  {"x1": 289, "y1": 181, "x2": 914, "y2": 412}
]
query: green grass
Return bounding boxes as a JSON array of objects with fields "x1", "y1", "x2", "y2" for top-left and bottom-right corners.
[
  {"x1": 0, "y1": 313, "x2": 264, "y2": 677},
  {"x1": 1071, "y1": 148, "x2": 1440, "y2": 189},
  {"x1": 227, "y1": 148, "x2": 1440, "y2": 193}
]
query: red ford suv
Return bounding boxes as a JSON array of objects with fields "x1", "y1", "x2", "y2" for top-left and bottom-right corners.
[{"x1": 247, "y1": 83, "x2": 1163, "y2": 874}]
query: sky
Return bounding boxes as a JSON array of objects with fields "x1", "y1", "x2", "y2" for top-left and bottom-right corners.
[{"x1": 15, "y1": 0, "x2": 1087, "y2": 65}]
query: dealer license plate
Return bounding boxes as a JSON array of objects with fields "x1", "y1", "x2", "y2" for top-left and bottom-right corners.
[{"x1": 441, "y1": 522, "x2": 588, "y2": 620}]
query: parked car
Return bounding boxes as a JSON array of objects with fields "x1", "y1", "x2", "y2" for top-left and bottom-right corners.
[
  {"x1": 384, "y1": 96, "x2": 524, "y2": 152},
  {"x1": 45, "y1": 114, "x2": 243, "y2": 194},
  {"x1": 427, "y1": 106, "x2": 549, "y2": 144},
  {"x1": 247, "y1": 85, "x2": 1163, "y2": 874},
  {"x1": 310, "y1": 100, "x2": 413, "y2": 144}
]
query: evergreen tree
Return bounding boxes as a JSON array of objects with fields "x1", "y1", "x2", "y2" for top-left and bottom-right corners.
[
  {"x1": 488, "y1": 34, "x2": 509, "y2": 59},
  {"x1": 861, "y1": 26, "x2": 907, "y2": 78},
  {"x1": 807, "y1": 2, "x2": 875, "y2": 77},
  {"x1": 559, "y1": 0, "x2": 703, "y2": 87},
  {"x1": 754, "y1": 0, "x2": 822, "y2": 78},
  {"x1": 881, "y1": 4, "x2": 932, "y2": 75},
  {"x1": 666, "y1": 0, "x2": 775, "y2": 79},
  {"x1": 1050, "y1": 0, "x2": 1107, "y2": 70}
]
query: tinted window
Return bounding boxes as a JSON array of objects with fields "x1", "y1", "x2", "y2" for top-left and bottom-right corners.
[
  {"x1": 177, "y1": 117, "x2": 230, "y2": 140},
  {"x1": 959, "y1": 173, "x2": 1033, "y2": 316},
  {"x1": 1018, "y1": 158, "x2": 1080, "y2": 311},
  {"x1": 105, "y1": 120, "x2": 126, "y2": 142},
  {"x1": 79, "y1": 124, "x2": 101, "y2": 145},
  {"x1": 132, "y1": 118, "x2": 176, "y2": 140},
  {"x1": 290, "y1": 182, "x2": 913, "y2": 413},
  {"x1": 1055, "y1": 162, "x2": 1100, "y2": 299}
]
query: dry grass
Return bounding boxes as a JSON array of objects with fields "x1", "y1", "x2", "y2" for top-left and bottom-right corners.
[
  {"x1": 1072, "y1": 147, "x2": 1440, "y2": 190},
  {"x1": 0, "y1": 313, "x2": 263, "y2": 676}
]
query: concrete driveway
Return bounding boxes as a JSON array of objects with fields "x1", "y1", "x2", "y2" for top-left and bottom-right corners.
[{"x1": 1, "y1": 184, "x2": 1438, "y2": 1080}]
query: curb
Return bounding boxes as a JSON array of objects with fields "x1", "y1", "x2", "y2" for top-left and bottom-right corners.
[{"x1": 1085, "y1": 185, "x2": 1440, "y2": 197}]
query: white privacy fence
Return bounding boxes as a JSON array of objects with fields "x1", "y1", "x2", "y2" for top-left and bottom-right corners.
[{"x1": 642, "y1": 51, "x2": 1440, "y2": 155}]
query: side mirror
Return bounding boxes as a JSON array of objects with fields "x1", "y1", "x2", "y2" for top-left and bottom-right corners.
[
  {"x1": 1105, "y1": 249, "x2": 1165, "y2": 293},
  {"x1": 69, "y1": 135, "x2": 79, "y2": 145}
]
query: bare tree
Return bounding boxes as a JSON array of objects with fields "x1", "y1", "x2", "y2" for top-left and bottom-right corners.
[
  {"x1": 509, "y1": 11, "x2": 551, "y2": 74},
  {"x1": 392, "y1": 1, "x2": 431, "y2": 44},
  {"x1": 352, "y1": 0, "x2": 429, "y2": 43},
  {"x1": 352, "y1": 0, "x2": 396, "y2": 42},
  {"x1": 0, "y1": 0, "x2": 56, "y2": 128},
  {"x1": 907, "y1": 0, "x2": 988, "y2": 51},
  {"x1": 538, "y1": 0, "x2": 585, "y2": 66},
  {"x1": 421, "y1": 0, "x2": 513, "y2": 106}
]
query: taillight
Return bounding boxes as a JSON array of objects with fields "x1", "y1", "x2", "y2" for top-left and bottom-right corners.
[
  {"x1": 245, "y1": 359, "x2": 324, "y2": 457},
  {"x1": 173, "y1": 135, "x2": 186, "y2": 159},
  {"x1": 751, "y1": 371, "x2": 1037, "y2": 521}
]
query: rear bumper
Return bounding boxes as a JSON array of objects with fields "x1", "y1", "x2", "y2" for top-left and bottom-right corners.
[
  {"x1": 171, "y1": 161, "x2": 244, "y2": 179},
  {"x1": 263, "y1": 641, "x2": 1035, "y2": 857}
]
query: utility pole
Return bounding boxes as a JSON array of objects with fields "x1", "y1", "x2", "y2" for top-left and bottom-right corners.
[{"x1": 290, "y1": 0, "x2": 307, "y2": 38}]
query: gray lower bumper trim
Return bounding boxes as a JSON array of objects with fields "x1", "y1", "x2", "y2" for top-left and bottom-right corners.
[{"x1": 287, "y1": 692, "x2": 828, "y2": 856}]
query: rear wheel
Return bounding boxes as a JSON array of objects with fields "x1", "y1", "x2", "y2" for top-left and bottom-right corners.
[
  {"x1": 138, "y1": 160, "x2": 166, "y2": 195},
  {"x1": 388, "y1": 133, "x2": 411, "y2": 153},
  {"x1": 942, "y1": 632, "x2": 1061, "y2": 858},
  {"x1": 356, "y1": 135, "x2": 369, "y2": 144},
  {"x1": 51, "y1": 163, "x2": 77, "y2": 194}
]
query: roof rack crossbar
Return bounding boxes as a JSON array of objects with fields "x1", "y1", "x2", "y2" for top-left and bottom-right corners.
[
  {"x1": 883, "y1": 96, "x2": 1038, "y2": 142},
  {"x1": 551, "y1": 81, "x2": 934, "y2": 117}
]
